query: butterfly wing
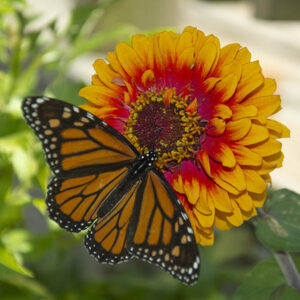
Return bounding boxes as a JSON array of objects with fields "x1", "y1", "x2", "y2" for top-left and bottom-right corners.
[
  {"x1": 85, "y1": 180, "x2": 142, "y2": 264},
  {"x1": 127, "y1": 169, "x2": 200, "y2": 285},
  {"x1": 22, "y1": 96, "x2": 139, "y2": 232}
]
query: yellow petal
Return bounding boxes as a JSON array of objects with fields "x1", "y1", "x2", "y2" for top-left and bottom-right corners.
[
  {"x1": 219, "y1": 61, "x2": 242, "y2": 80},
  {"x1": 231, "y1": 144, "x2": 262, "y2": 167},
  {"x1": 176, "y1": 47, "x2": 194, "y2": 70},
  {"x1": 116, "y1": 42, "x2": 145, "y2": 78},
  {"x1": 214, "y1": 212, "x2": 232, "y2": 230},
  {"x1": 266, "y1": 119, "x2": 290, "y2": 138},
  {"x1": 231, "y1": 105, "x2": 258, "y2": 120},
  {"x1": 194, "y1": 205, "x2": 215, "y2": 228},
  {"x1": 141, "y1": 69, "x2": 155, "y2": 88},
  {"x1": 239, "y1": 123, "x2": 269, "y2": 146},
  {"x1": 225, "y1": 119, "x2": 252, "y2": 141},
  {"x1": 233, "y1": 61, "x2": 264, "y2": 103},
  {"x1": 93, "y1": 59, "x2": 120, "y2": 90},
  {"x1": 226, "y1": 201, "x2": 244, "y2": 227},
  {"x1": 208, "y1": 185, "x2": 233, "y2": 213},
  {"x1": 183, "y1": 177, "x2": 200, "y2": 205},
  {"x1": 235, "y1": 47, "x2": 251, "y2": 64},
  {"x1": 247, "y1": 77, "x2": 277, "y2": 99},
  {"x1": 195, "y1": 41, "x2": 218, "y2": 79},
  {"x1": 250, "y1": 191, "x2": 267, "y2": 208},
  {"x1": 216, "y1": 164, "x2": 247, "y2": 192},
  {"x1": 218, "y1": 43, "x2": 241, "y2": 67},
  {"x1": 131, "y1": 34, "x2": 154, "y2": 69},
  {"x1": 250, "y1": 138, "x2": 282, "y2": 157},
  {"x1": 172, "y1": 174, "x2": 184, "y2": 194},
  {"x1": 209, "y1": 143, "x2": 236, "y2": 168},
  {"x1": 207, "y1": 118, "x2": 226, "y2": 136},
  {"x1": 195, "y1": 184, "x2": 211, "y2": 215},
  {"x1": 243, "y1": 95, "x2": 281, "y2": 118},
  {"x1": 231, "y1": 192, "x2": 254, "y2": 212},
  {"x1": 214, "y1": 104, "x2": 232, "y2": 119},
  {"x1": 241, "y1": 206, "x2": 257, "y2": 220},
  {"x1": 78, "y1": 86, "x2": 116, "y2": 106},
  {"x1": 158, "y1": 31, "x2": 176, "y2": 66},
  {"x1": 196, "y1": 151, "x2": 211, "y2": 177},
  {"x1": 243, "y1": 169, "x2": 267, "y2": 194},
  {"x1": 213, "y1": 74, "x2": 238, "y2": 103}
]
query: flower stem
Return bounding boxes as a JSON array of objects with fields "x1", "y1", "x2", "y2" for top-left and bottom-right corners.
[{"x1": 273, "y1": 251, "x2": 300, "y2": 293}]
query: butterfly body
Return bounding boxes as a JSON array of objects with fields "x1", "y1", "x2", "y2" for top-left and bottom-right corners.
[{"x1": 22, "y1": 96, "x2": 200, "y2": 285}]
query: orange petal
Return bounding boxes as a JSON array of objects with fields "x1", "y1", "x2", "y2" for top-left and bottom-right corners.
[
  {"x1": 231, "y1": 144, "x2": 262, "y2": 167},
  {"x1": 239, "y1": 124, "x2": 269, "y2": 146},
  {"x1": 172, "y1": 173, "x2": 184, "y2": 194},
  {"x1": 202, "y1": 77, "x2": 222, "y2": 94},
  {"x1": 243, "y1": 169, "x2": 267, "y2": 194},
  {"x1": 186, "y1": 98, "x2": 198, "y2": 114},
  {"x1": 163, "y1": 88, "x2": 174, "y2": 107},
  {"x1": 225, "y1": 119, "x2": 252, "y2": 141}
]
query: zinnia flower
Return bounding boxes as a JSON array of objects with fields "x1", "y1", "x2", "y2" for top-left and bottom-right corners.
[{"x1": 79, "y1": 26, "x2": 290, "y2": 246}]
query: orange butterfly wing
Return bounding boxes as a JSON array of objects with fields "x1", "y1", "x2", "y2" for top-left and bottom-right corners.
[{"x1": 22, "y1": 97, "x2": 138, "y2": 232}]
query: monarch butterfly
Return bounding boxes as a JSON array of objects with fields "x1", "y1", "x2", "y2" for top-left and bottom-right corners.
[{"x1": 22, "y1": 96, "x2": 200, "y2": 285}]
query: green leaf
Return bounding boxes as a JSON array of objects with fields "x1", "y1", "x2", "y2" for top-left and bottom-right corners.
[
  {"x1": 271, "y1": 284, "x2": 300, "y2": 300},
  {"x1": 233, "y1": 261, "x2": 286, "y2": 300},
  {"x1": 0, "y1": 161, "x2": 13, "y2": 204},
  {"x1": 0, "y1": 245, "x2": 33, "y2": 277},
  {"x1": 255, "y1": 189, "x2": 300, "y2": 251}
]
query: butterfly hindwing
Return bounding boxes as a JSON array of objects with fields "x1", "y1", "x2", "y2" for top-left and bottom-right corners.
[
  {"x1": 127, "y1": 169, "x2": 200, "y2": 285},
  {"x1": 84, "y1": 180, "x2": 142, "y2": 264}
]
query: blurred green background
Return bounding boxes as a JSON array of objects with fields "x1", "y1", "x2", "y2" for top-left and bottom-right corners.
[{"x1": 0, "y1": 0, "x2": 300, "y2": 299}]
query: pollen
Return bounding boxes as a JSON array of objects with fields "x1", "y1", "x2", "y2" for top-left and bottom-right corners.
[{"x1": 123, "y1": 89, "x2": 204, "y2": 169}]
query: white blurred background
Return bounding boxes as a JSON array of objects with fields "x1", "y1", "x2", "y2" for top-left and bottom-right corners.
[{"x1": 27, "y1": 0, "x2": 300, "y2": 193}]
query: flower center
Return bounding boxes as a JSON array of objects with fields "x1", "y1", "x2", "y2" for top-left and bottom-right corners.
[{"x1": 124, "y1": 90, "x2": 204, "y2": 169}]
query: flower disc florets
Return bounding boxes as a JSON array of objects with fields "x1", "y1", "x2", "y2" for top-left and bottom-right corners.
[{"x1": 124, "y1": 89, "x2": 203, "y2": 169}]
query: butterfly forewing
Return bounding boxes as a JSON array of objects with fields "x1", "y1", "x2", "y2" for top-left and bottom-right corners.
[{"x1": 22, "y1": 97, "x2": 138, "y2": 231}]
